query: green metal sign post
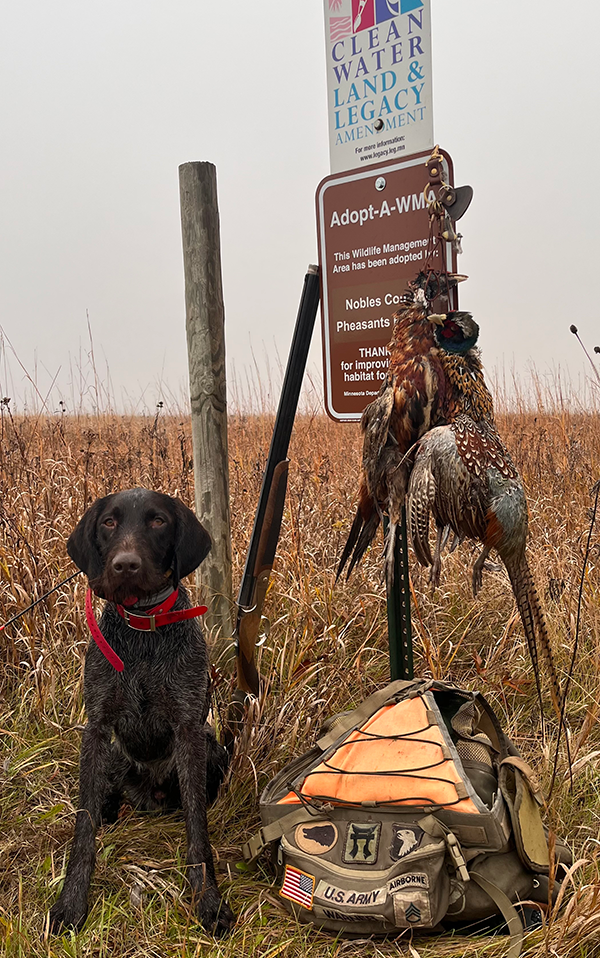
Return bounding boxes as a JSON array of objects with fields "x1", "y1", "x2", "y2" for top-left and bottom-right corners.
[{"x1": 385, "y1": 509, "x2": 414, "y2": 681}]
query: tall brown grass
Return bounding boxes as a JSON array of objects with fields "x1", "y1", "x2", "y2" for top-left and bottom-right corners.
[{"x1": 1, "y1": 399, "x2": 599, "y2": 957}]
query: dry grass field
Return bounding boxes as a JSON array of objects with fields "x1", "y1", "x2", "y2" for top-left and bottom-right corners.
[{"x1": 1, "y1": 399, "x2": 599, "y2": 957}]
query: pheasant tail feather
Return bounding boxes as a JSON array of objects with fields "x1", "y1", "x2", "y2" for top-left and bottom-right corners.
[
  {"x1": 337, "y1": 507, "x2": 381, "y2": 581},
  {"x1": 530, "y1": 579, "x2": 564, "y2": 719},
  {"x1": 507, "y1": 558, "x2": 563, "y2": 721},
  {"x1": 336, "y1": 508, "x2": 364, "y2": 581}
]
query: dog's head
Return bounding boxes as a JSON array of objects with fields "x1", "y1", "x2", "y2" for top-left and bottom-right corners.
[{"x1": 67, "y1": 489, "x2": 211, "y2": 603}]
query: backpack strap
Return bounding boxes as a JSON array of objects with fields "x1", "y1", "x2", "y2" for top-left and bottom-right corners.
[
  {"x1": 242, "y1": 806, "x2": 328, "y2": 863},
  {"x1": 417, "y1": 815, "x2": 470, "y2": 881},
  {"x1": 316, "y1": 678, "x2": 426, "y2": 751},
  {"x1": 421, "y1": 815, "x2": 524, "y2": 955},
  {"x1": 470, "y1": 872, "x2": 524, "y2": 958}
]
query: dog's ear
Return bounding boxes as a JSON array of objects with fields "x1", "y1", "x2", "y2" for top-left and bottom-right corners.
[
  {"x1": 67, "y1": 496, "x2": 112, "y2": 578},
  {"x1": 172, "y1": 498, "x2": 212, "y2": 580}
]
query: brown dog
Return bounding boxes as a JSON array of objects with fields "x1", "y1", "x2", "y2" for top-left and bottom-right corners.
[{"x1": 49, "y1": 489, "x2": 235, "y2": 935}]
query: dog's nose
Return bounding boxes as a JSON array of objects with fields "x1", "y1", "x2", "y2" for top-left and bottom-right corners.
[{"x1": 111, "y1": 552, "x2": 142, "y2": 575}]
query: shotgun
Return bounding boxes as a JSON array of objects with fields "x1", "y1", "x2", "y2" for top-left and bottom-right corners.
[
  {"x1": 224, "y1": 265, "x2": 320, "y2": 746},
  {"x1": 235, "y1": 458, "x2": 289, "y2": 698}
]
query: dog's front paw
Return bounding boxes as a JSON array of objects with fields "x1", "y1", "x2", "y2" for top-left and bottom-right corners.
[
  {"x1": 197, "y1": 888, "x2": 236, "y2": 936},
  {"x1": 49, "y1": 894, "x2": 89, "y2": 934}
]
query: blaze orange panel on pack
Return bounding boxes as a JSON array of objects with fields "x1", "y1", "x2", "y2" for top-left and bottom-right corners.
[{"x1": 278, "y1": 695, "x2": 479, "y2": 812}]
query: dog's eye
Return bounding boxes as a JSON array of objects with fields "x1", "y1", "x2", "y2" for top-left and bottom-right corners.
[
  {"x1": 103, "y1": 517, "x2": 116, "y2": 528},
  {"x1": 150, "y1": 516, "x2": 165, "y2": 527}
]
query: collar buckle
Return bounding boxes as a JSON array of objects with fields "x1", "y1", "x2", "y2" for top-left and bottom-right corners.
[{"x1": 122, "y1": 608, "x2": 156, "y2": 632}]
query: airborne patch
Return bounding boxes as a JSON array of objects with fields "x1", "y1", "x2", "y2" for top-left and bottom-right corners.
[
  {"x1": 343, "y1": 822, "x2": 381, "y2": 864},
  {"x1": 387, "y1": 872, "x2": 429, "y2": 895}
]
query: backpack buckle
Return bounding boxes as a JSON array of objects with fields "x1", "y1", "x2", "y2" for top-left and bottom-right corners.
[
  {"x1": 242, "y1": 827, "x2": 267, "y2": 862},
  {"x1": 446, "y1": 831, "x2": 470, "y2": 882}
]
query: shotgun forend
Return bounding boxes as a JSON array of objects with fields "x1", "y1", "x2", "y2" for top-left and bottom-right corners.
[{"x1": 235, "y1": 458, "x2": 289, "y2": 698}]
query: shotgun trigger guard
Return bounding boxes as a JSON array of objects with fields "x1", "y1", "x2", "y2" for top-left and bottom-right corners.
[{"x1": 255, "y1": 616, "x2": 270, "y2": 647}]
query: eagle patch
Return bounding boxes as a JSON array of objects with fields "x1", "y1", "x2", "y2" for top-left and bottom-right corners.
[{"x1": 389, "y1": 824, "x2": 424, "y2": 861}]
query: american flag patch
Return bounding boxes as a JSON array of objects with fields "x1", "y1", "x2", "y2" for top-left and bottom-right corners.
[{"x1": 280, "y1": 865, "x2": 315, "y2": 910}]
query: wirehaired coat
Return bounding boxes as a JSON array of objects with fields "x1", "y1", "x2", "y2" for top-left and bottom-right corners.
[{"x1": 49, "y1": 488, "x2": 235, "y2": 935}]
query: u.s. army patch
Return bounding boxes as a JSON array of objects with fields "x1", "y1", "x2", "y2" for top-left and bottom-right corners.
[
  {"x1": 343, "y1": 822, "x2": 381, "y2": 864},
  {"x1": 315, "y1": 880, "x2": 386, "y2": 908}
]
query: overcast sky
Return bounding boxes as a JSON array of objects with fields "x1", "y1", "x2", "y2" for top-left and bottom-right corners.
[{"x1": 1, "y1": 1, "x2": 599, "y2": 412}]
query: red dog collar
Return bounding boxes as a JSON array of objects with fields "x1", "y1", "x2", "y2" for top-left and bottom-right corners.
[{"x1": 85, "y1": 588, "x2": 208, "y2": 671}]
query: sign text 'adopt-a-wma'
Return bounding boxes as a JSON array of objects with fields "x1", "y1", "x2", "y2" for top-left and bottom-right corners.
[{"x1": 316, "y1": 152, "x2": 456, "y2": 421}]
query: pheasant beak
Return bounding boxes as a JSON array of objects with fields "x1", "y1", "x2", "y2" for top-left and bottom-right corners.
[{"x1": 428, "y1": 313, "x2": 446, "y2": 326}]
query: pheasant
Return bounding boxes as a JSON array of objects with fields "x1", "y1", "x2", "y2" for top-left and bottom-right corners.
[
  {"x1": 337, "y1": 274, "x2": 468, "y2": 586},
  {"x1": 407, "y1": 317, "x2": 563, "y2": 717}
]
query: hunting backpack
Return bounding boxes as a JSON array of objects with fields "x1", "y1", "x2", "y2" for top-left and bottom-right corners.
[{"x1": 244, "y1": 679, "x2": 571, "y2": 957}]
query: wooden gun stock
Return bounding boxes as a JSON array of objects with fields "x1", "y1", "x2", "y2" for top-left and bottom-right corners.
[{"x1": 235, "y1": 459, "x2": 289, "y2": 697}]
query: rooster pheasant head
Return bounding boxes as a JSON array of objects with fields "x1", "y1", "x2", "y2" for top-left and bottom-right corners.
[
  {"x1": 406, "y1": 270, "x2": 468, "y2": 306},
  {"x1": 389, "y1": 272, "x2": 471, "y2": 357},
  {"x1": 431, "y1": 311, "x2": 479, "y2": 354}
]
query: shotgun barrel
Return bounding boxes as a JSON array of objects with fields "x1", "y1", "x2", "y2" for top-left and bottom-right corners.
[{"x1": 224, "y1": 266, "x2": 320, "y2": 745}]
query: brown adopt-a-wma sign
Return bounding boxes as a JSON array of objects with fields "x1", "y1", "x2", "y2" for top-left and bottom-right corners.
[{"x1": 316, "y1": 150, "x2": 456, "y2": 422}]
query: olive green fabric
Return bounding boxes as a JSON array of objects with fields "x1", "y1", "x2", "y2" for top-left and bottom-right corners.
[
  {"x1": 499, "y1": 759, "x2": 550, "y2": 873},
  {"x1": 249, "y1": 680, "x2": 571, "y2": 955}
]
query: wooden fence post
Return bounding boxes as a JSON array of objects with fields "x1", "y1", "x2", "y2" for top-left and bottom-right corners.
[{"x1": 179, "y1": 161, "x2": 233, "y2": 641}]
